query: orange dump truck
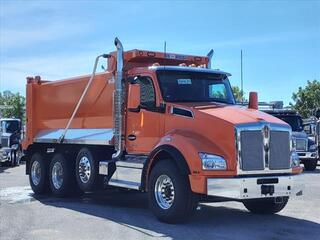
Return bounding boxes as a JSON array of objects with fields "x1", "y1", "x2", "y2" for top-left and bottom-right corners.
[{"x1": 23, "y1": 38, "x2": 303, "y2": 223}]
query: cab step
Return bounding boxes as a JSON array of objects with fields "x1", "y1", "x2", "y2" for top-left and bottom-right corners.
[{"x1": 99, "y1": 155, "x2": 147, "y2": 190}]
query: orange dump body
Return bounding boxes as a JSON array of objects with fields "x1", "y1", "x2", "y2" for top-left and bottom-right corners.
[{"x1": 24, "y1": 73, "x2": 115, "y2": 148}]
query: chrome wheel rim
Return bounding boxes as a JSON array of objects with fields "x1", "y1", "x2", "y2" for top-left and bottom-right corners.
[
  {"x1": 78, "y1": 156, "x2": 91, "y2": 184},
  {"x1": 31, "y1": 160, "x2": 41, "y2": 186},
  {"x1": 154, "y1": 174, "x2": 175, "y2": 209},
  {"x1": 52, "y1": 162, "x2": 63, "y2": 189}
]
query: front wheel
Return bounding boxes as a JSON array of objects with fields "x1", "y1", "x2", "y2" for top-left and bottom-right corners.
[
  {"x1": 243, "y1": 197, "x2": 289, "y2": 214},
  {"x1": 148, "y1": 160, "x2": 198, "y2": 223}
]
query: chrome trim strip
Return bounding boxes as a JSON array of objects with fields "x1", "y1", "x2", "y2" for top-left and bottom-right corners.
[
  {"x1": 34, "y1": 128, "x2": 113, "y2": 145},
  {"x1": 108, "y1": 179, "x2": 140, "y2": 190},
  {"x1": 235, "y1": 122, "x2": 292, "y2": 175}
]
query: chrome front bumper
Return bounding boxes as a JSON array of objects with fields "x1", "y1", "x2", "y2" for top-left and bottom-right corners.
[
  {"x1": 207, "y1": 175, "x2": 303, "y2": 200},
  {"x1": 297, "y1": 151, "x2": 318, "y2": 160}
]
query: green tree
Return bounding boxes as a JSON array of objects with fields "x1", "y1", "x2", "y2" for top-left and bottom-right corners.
[
  {"x1": 290, "y1": 80, "x2": 320, "y2": 118},
  {"x1": 0, "y1": 91, "x2": 25, "y2": 121},
  {"x1": 232, "y1": 86, "x2": 247, "y2": 102}
]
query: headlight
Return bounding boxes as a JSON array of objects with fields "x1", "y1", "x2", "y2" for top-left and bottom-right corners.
[
  {"x1": 309, "y1": 144, "x2": 317, "y2": 151},
  {"x1": 290, "y1": 151, "x2": 300, "y2": 167},
  {"x1": 199, "y1": 153, "x2": 227, "y2": 170}
]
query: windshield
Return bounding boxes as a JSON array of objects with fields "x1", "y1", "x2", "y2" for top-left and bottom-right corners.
[
  {"x1": 1, "y1": 120, "x2": 20, "y2": 133},
  {"x1": 157, "y1": 70, "x2": 235, "y2": 104},
  {"x1": 274, "y1": 115, "x2": 303, "y2": 132}
]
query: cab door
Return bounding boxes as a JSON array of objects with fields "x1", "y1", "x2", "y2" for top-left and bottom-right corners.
[{"x1": 125, "y1": 75, "x2": 164, "y2": 154}]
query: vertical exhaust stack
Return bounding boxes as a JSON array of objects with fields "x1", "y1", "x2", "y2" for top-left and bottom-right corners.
[
  {"x1": 207, "y1": 49, "x2": 214, "y2": 69},
  {"x1": 112, "y1": 37, "x2": 124, "y2": 160}
]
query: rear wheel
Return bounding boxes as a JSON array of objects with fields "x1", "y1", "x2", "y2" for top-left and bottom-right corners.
[
  {"x1": 304, "y1": 159, "x2": 317, "y2": 171},
  {"x1": 148, "y1": 160, "x2": 198, "y2": 223},
  {"x1": 75, "y1": 148, "x2": 102, "y2": 192},
  {"x1": 243, "y1": 197, "x2": 289, "y2": 214},
  {"x1": 29, "y1": 153, "x2": 49, "y2": 194},
  {"x1": 49, "y1": 153, "x2": 79, "y2": 197}
]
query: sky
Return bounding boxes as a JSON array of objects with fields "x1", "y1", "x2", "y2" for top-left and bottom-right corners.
[{"x1": 0, "y1": 0, "x2": 319, "y2": 106}]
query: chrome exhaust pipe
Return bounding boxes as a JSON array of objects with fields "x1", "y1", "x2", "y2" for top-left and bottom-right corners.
[
  {"x1": 112, "y1": 37, "x2": 124, "y2": 160},
  {"x1": 207, "y1": 49, "x2": 214, "y2": 69},
  {"x1": 60, "y1": 53, "x2": 110, "y2": 143}
]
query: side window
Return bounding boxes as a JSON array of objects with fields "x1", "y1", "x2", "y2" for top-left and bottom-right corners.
[
  {"x1": 208, "y1": 83, "x2": 227, "y2": 99},
  {"x1": 136, "y1": 76, "x2": 156, "y2": 109}
]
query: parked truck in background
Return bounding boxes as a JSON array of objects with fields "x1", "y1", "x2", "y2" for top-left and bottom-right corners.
[
  {"x1": 264, "y1": 109, "x2": 318, "y2": 171},
  {"x1": 0, "y1": 118, "x2": 23, "y2": 166},
  {"x1": 303, "y1": 116, "x2": 320, "y2": 165},
  {"x1": 22, "y1": 38, "x2": 303, "y2": 223}
]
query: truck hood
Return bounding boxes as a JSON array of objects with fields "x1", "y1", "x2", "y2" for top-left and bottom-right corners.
[
  {"x1": 291, "y1": 131, "x2": 307, "y2": 139},
  {"x1": 175, "y1": 102, "x2": 287, "y2": 126},
  {"x1": 1, "y1": 133, "x2": 12, "y2": 138}
]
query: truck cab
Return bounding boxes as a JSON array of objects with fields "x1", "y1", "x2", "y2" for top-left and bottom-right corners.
[
  {"x1": 0, "y1": 118, "x2": 22, "y2": 166},
  {"x1": 23, "y1": 38, "x2": 303, "y2": 223},
  {"x1": 264, "y1": 110, "x2": 318, "y2": 171}
]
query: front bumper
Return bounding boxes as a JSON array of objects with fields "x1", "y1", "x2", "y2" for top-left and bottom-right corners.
[
  {"x1": 0, "y1": 148, "x2": 11, "y2": 162},
  {"x1": 207, "y1": 175, "x2": 303, "y2": 200},
  {"x1": 297, "y1": 151, "x2": 318, "y2": 160}
]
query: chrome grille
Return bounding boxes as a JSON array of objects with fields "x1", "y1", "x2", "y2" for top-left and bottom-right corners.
[
  {"x1": 269, "y1": 131, "x2": 291, "y2": 170},
  {"x1": 296, "y1": 138, "x2": 307, "y2": 151},
  {"x1": 236, "y1": 123, "x2": 291, "y2": 174},
  {"x1": 240, "y1": 131, "x2": 264, "y2": 171},
  {"x1": 1, "y1": 137, "x2": 9, "y2": 147}
]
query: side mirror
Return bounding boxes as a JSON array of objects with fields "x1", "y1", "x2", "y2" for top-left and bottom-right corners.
[
  {"x1": 248, "y1": 92, "x2": 258, "y2": 110},
  {"x1": 127, "y1": 84, "x2": 141, "y2": 112}
]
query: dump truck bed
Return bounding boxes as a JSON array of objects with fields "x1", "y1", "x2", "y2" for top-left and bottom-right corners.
[{"x1": 24, "y1": 72, "x2": 115, "y2": 148}]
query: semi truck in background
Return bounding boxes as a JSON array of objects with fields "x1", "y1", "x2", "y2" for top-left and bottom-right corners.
[
  {"x1": 22, "y1": 38, "x2": 303, "y2": 223},
  {"x1": 0, "y1": 118, "x2": 23, "y2": 166},
  {"x1": 263, "y1": 109, "x2": 318, "y2": 171},
  {"x1": 303, "y1": 112, "x2": 320, "y2": 166}
]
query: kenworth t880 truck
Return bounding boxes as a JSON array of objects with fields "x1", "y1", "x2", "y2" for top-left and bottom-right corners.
[{"x1": 22, "y1": 38, "x2": 303, "y2": 223}]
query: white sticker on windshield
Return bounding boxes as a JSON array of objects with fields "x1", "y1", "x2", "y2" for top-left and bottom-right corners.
[{"x1": 177, "y1": 79, "x2": 192, "y2": 85}]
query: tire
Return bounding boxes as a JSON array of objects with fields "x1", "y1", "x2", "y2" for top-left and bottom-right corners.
[
  {"x1": 10, "y1": 151, "x2": 15, "y2": 167},
  {"x1": 304, "y1": 159, "x2": 317, "y2": 171},
  {"x1": 243, "y1": 197, "x2": 289, "y2": 214},
  {"x1": 29, "y1": 153, "x2": 49, "y2": 194},
  {"x1": 148, "y1": 160, "x2": 198, "y2": 224},
  {"x1": 75, "y1": 148, "x2": 103, "y2": 192},
  {"x1": 49, "y1": 153, "x2": 78, "y2": 197},
  {"x1": 15, "y1": 149, "x2": 21, "y2": 166}
]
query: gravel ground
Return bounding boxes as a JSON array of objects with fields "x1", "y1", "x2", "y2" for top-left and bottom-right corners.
[{"x1": 1, "y1": 162, "x2": 319, "y2": 240}]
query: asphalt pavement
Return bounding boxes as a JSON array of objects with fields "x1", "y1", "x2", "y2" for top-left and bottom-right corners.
[{"x1": 1, "y1": 162, "x2": 319, "y2": 240}]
